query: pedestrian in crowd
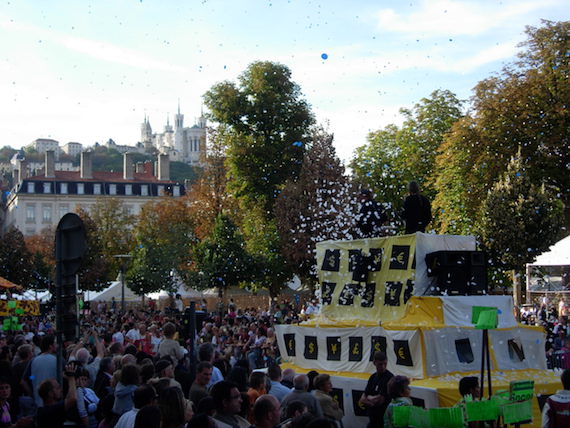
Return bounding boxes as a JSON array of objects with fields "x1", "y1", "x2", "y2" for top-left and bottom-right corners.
[
  {"x1": 159, "y1": 386, "x2": 187, "y2": 428},
  {"x1": 36, "y1": 363, "x2": 77, "y2": 428},
  {"x1": 360, "y1": 351, "x2": 394, "y2": 428},
  {"x1": 312, "y1": 374, "x2": 343, "y2": 422},
  {"x1": 246, "y1": 371, "x2": 267, "y2": 422},
  {"x1": 383, "y1": 375, "x2": 412, "y2": 428},
  {"x1": 26, "y1": 334, "x2": 57, "y2": 407},
  {"x1": 133, "y1": 404, "x2": 161, "y2": 428},
  {"x1": 210, "y1": 380, "x2": 250, "y2": 428},
  {"x1": 542, "y1": 368, "x2": 570, "y2": 427},
  {"x1": 112, "y1": 364, "x2": 140, "y2": 417},
  {"x1": 267, "y1": 365, "x2": 292, "y2": 403},
  {"x1": 281, "y1": 368, "x2": 295, "y2": 389},
  {"x1": 251, "y1": 395, "x2": 281, "y2": 428},
  {"x1": 456, "y1": 376, "x2": 481, "y2": 428},
  {"x1": 280, "y1": 374, "x2": 323, "y2": 419},
  {"x1": 114, "y1": 384, "x2": 156, "y2": 428},
  {"x1": 402, "y1": 180, "x2": 432, "y2": 234},
  {"x1": 189, "y1": 362, "x2": 212, "y2": 410}
]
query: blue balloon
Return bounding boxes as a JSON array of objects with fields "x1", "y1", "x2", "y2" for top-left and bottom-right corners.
[{"x1": 321, "y1": 53, "x2": 328, "y2": 60}]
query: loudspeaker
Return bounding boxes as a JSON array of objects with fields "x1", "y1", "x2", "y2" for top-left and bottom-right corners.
[{"x1": 425, "y1": 251, "x2": 487, "y2": 295}]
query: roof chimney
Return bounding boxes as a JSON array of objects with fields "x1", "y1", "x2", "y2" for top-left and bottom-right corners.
[
  {"x1": 13, "y1": 168, "x2": 20, "y2": 185},
  {"x1": 45, "y1": 150, "x2": 55, "y2": 178},
  {"x1": 123, "y1": 152, "x2": 135, "y2": 180},
  {"x1": 19, "y1": 160, "x2": 28, "y2": 180},
  {"x1": 80, "y1": 151, "x2": 93, "y2": 179},
  {"x1": 135, "y1": 161, "x2": 144, "y2": 174},
  {"x1": 157, "y1": 153, "x2": 170, "y2": 181}
]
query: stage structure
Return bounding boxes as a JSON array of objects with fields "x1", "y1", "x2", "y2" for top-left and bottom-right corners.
[{"x1": 275, "y1": 233, "x2": 560, "y2": 428}]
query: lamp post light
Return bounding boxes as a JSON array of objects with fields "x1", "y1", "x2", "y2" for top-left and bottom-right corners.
[{"x1": 113, "y1": 254, "x2": 132, "y2": 313}]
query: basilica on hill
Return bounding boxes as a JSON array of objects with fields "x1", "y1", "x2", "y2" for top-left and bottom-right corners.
[{"x1": 141, "y1": 103, "x2": 206, "y2": 166}]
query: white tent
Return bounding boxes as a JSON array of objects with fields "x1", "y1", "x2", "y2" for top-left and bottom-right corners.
[
  {"x1": 147, "y1": 284, "x2": 203, "y2": 301},
  {"x1": 531, "y1": 235, "x2": 570, "y2": 266},
  {"x1": 526, "y1": 235, "x2": 570, "y2": 294},
  {"x1": 88, "y1": 281, "x2": 142, "y2": 302}
]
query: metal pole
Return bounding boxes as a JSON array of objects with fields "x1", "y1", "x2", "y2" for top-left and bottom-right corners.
[{"x1": 121, "y1": 266, "x2": 125, "y2": 313}]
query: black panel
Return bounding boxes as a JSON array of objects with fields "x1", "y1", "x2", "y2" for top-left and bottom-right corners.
[
  {"x1": 284, "y1": 333, "x2": 296, "y2": 357},
  {"x1": 370, "y1": 336, "x2": 387, "y2": 361},
  {"x1": 321, "y1": 282, "x2": 336, "y2": 305},
  {"x1": 338, "y1": 284, "x2": 360, "y2": 306},
  {"x1": 351, "y1": 390, "x2": 368, "y2": 417},
  {"x1": 349, "y1": 337, "x2": 363, "y2": 361},
  {"x1": 389, "y1": 245, "x2": 410, "y2": 270},
  {"x1": 326, "y1": 337, "x2": 341, "y2": 361},
  {"x1": 304, "y1": 336, "x2": 318, "y2": 360},
  {"x1": 384, "y1": 282, "x2": 403, "y2": 306},
  {"x1": 360, "y1": 283, "x2": 376, "y2": 308},
  {"x1": 393, "y1": 340, "x2": 413, "y2": 366},
  {"x1": 321, "y1": 249, "x2": 341, "y2": 272}
]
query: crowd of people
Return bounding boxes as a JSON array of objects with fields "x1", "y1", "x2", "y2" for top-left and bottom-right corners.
[
  {"x1": 0, "y1": 298, "x2": 354, "y2": 428},
  {"x1": 1, "y1": 294, "x2": 570, "y2": 428},
  {"x1": 520, "y1": 301, "x2": 570, "y2": 369}
]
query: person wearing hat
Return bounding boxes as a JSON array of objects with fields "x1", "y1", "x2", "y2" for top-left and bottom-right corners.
[
  {"x1": 356, "y1": 189, "x2": 387, "y2": 238},
  {"x1": 154, "y1": 358, "x2": 182, "y2": 391}
]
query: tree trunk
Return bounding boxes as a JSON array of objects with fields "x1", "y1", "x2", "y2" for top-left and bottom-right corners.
[{"x1": 512, "y1": 269, "x2": 521, "y2": 321}]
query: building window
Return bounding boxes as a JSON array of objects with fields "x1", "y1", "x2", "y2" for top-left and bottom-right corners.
[
  {"x1": 59, "y1": 204, "x2": 69, "y2": 219},
  {"x1": 125, "y1": 184, "x2": 132, "y2": 196},
  {"x1": 27, "y1": 182, "x2": 34, "y2": 193},
  {"x1": 43, "y1": 182, "x2": 51, "y2": 194},
  {"x1": 42, "y1": 205, "x2": 52, "y2": 223},
  {"x1": 158, "y1": 185, "x2": 165, "y2": 196},
  {"x1": 94, "y1": 183, "x2": 101, "y2": 195},
  {"x1": 77, "y1": 183, "x2": 84, "y2": 195},
  {"x1": 141, "y1": 185, "x2": 148, "y2": 196},
  {"x1": 109, "y1": 184, "x2": 117, "y2": 195},
  {"x1": 173, "y1": 186, "x2": 180, "y2": 197},
  {"x1": 60, "y1": 183, "x2": 68, "y2": 194},
  {"x1": 26, "y1": 205, "x2": 35, "y2": 223}
]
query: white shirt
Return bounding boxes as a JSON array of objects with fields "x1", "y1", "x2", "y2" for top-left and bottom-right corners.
[
  {"x1": 126, "y1": 329, "x2": 141, "y2": 342},
  {"x1": 115, "y1": 408, "x2": 139, "y2": 428},
  {"x1": 112, "y1": 331, "x2": 125, "y2": 344}
]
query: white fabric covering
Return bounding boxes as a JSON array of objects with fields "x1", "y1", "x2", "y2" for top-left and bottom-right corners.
[{"x1": 442, "y1": 296, "x2": 517, "y2": 328}]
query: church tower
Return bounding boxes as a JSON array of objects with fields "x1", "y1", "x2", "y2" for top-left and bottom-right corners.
[
  {"x1": 175, "y1": 100, "x2": 184, "y2": 130},
  {"x1": 141, "y1": 115, "x2": 154, "y2": 152}
]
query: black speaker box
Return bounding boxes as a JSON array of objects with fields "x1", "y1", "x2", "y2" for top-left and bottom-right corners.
[{"x1": 425, "y1": 251, "x2": 488, "y2": 295}]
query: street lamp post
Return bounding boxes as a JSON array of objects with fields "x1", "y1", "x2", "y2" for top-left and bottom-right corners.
[{"x1": 113, "y1": 254, "x2": 132, "y2": 313}]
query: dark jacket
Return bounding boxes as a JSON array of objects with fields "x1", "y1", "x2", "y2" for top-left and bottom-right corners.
[{"x1": 402, "y1": 194, "x2": 431, "y2": 234}]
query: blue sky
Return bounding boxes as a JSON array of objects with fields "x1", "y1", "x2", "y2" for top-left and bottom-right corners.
[{"x1": 0, "y1": 0, "x2": 567, "y2": 163}]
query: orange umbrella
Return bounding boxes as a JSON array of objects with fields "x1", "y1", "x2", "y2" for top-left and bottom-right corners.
[{"x1": 0, "y1": 276, "x2": 23, "y2": 291}]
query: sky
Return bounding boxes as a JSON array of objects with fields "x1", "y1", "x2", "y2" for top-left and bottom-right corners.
[{"x1": 0, "y1": 0, "x2": 568, "y2": 164}]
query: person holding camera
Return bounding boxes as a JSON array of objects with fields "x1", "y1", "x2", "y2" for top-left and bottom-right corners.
[{"x1": 36, "y1": 363, "x2": 78, "y2": 428}]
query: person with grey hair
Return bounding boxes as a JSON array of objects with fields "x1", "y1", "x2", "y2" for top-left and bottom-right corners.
[
  {"x1": 198, "y1": 343, "x2": 223, "y2": 388},
  {"x1": 280, "y1": 374, "x2": 322, "y2": 419},
  {"x1": 402, "y1": 180, "x2": 431, "y2": 234},
  {"x1": 281, "y1": 368, "x2": 295, "y2": 389}
]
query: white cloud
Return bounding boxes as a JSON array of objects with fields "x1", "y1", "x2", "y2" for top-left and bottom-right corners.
[
  {"x1": 58, "y1": 36, "x2": 187, "y2": 72},
  {"x1": 376, "y1": 0, "x2": 558, "y2": 36}
]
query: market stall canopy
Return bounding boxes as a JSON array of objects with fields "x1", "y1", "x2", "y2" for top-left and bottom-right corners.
[
  {"x1": 0, "y1": 276, "x2": 23, "y2": 291},
  {"x1": 147, "y1": 284, "x2": 203, "y2": 301},
  {"x1": 88, "y1": 281, "x2": 142, "y2": 302},
  {"x1": 530, "y1": 235, "x2": 570, "y2": 266}
]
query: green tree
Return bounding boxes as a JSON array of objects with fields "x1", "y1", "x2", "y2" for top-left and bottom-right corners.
[
  {"x1": 25, "y1": 227, "x2": 55, "y2": 291},
  {"x1": 204, "y1": 61, "x2": 315, "y2": 211},
  {"x1": 188, "y1": 214, "x2": 254, "y2": 297},
  {"x1": 188, "y1": 126, "x2": 237, "y2": 239},
  {"x1": 241, "y1": 206, "x2": 292, "y2": 298},
  {"x1": 275, "y1": 129, "x2": 358, "y2": 284},
  {"x1": 89, "y1": 198, "x2": 135, "y2": 272},
  {"x1": 0, "y1": 227, "x2": 33, "y2": 287},
  {"x1": 478, "y1": 152, "x2": 564, "y2": 307},
  {"x1": 433, "y1": 20, "x2": 570, "y2": 232},
  {"x1": 351, "y1": 90, "x2": 463, "y2": 223},
  {"x1": 127, "y1": 198, "x2": 196, "y2": 295},
  {"x1": 75, "y1": 209, "x2": 113, "y2": 291}
]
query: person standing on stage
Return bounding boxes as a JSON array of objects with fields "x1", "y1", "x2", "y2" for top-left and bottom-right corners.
[
  {"x1": 356, "y1": 189, "x2": 387, "y2": 238},
  {"x1": 402, "y1": 181, "x2": 431, "y2": 234},
  {"x1": 359, "y1": 351, "x2": 394, "y2": 428}
]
